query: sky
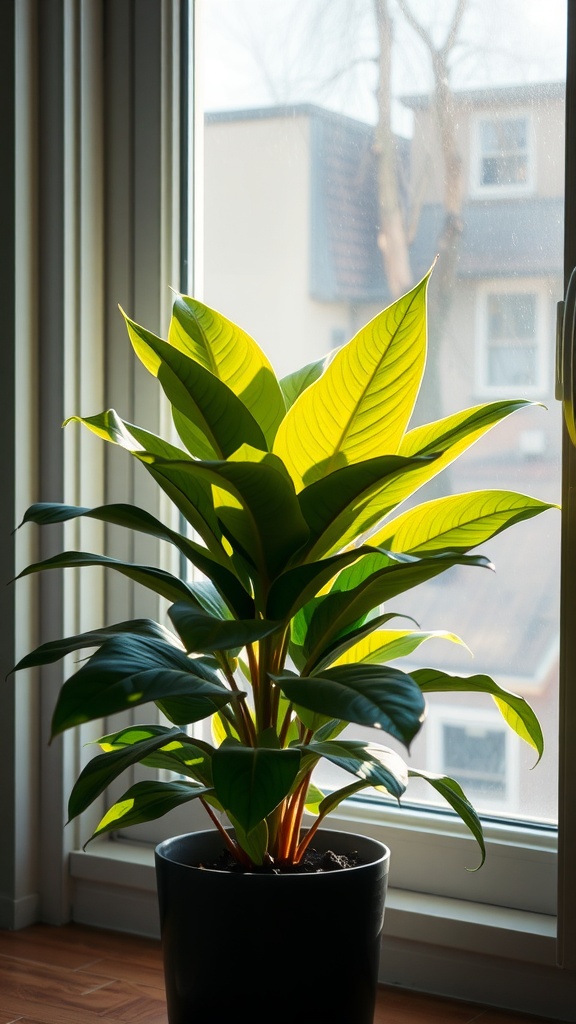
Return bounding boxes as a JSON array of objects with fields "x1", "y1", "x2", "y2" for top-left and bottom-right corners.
[{"x1": 200, "y1": 0, "x2": 567, "y2": 131}]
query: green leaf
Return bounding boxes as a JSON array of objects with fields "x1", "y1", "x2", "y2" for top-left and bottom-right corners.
[
  {"x1": 169, "y1": 294, "x2": 286, "y2": 447},
  {"x1": 20, "y1": 501, "x2": 254, "y2": 619},
  {"x1": 168, "y1": 601, "x2": 281, "y2": 653},
  {"x1": 96, "y1": 724, "x2": 214, "y2": 784},
  {"x1": 408, "y1": 769, "x2": 486, "y2": 869},
  {"x1": 280, "y1": 354, "x2": 330, "y2": 410},
  {"x1": 51, "y1": 634, "x2": 235, "y2": 736},
  {"x1": 90, "y1": 780, "x2": 211, "y2": 842},
  {"x1": 305, "y1": 613, "x2": 418, "y2": 674},
  {"x1": 275, "y1": 665, "x2": 425, "y2": 748},
  {"x1": 273, "y1": 272, "x2": 431, "y2": 489},
  {"x1": 302, "y1": 550, "x2": 492, "y2": 669},
  {"x1": 266, "y1": 547, "x2": 375, "y2": 621},
  {"x1": 227, "y1": 814, "x2": 269, "y2": 865},
  {"x1": 297, "y1": 454, "x2": 438, "y2": 560},
  {"x1": 318, "y1": 401, "x2": 540, "y2": 555},
  {"x1": 332, "y1": 629, "x2": 469, "y2": 667},
  {"x1": 372, "y1": 490, "x2": 557, "y2": 554},
  {"x1": 412, "y1": 668, "x2": 544, "y2": 759},
  {"x1": 305, "y1": 739, "x2": 409, "y2": 796},
  {"x1": 212, "y1": 746, "x2": 301, "y2": 833},
  {"x1": 15, "y1": 550, "x2": 196, "y2": 605},
  {"x1": 11, "y1": 618, "x2": 176, "y2": 673},
  {"x1": 303, "y1": 782, "x2": 326, "y2": 815},
  {"x1": 68, "y1": 726, "x2": 186, "y2": 819},
  {"x1": 123, "y1": 311, "x2": 268, "y2": 458},
  {"x1": 66, "y1": 410, "x2": 227, "y2": 559},
  {"x1": 139, "y1": 450, "x2": 309, "y2": 582}
]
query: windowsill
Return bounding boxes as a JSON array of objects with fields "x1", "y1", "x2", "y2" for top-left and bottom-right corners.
[{"x1": 69, "y1": 830, "x2": 557, "y2": 965}]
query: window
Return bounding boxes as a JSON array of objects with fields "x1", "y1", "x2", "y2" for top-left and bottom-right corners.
[
  {"x1": 476, "y1": 282, "x2": 549, "y2": 395},
  {"x1": 428, "y1": 706, "x2": 516, "y2": 810},
  {"x1": 7, "y1": 1, "x2": 576, "y2": 1016},
  {"x1": 473, "y1": 113, "x2": 534, "y2": 195}
]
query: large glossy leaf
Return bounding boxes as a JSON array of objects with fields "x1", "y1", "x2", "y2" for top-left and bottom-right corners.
[
  {"x1": 331, "y1": 401, "x2": 538, "y2": 554},
  {"x1": 304, "y1": 739, "x2": 409, "y2": 796},
  {"x1": 68, "y1": 726, "x2": 186, "y2": 819},
  {"x1": 169, "y1": 294, "x2": 286, "y2": 447},
  {"x1": 412, "y1": 668, "x2": 543, "y2": 759},
  {"x1": 332, "y1": 629, "x2": 469, "y2": 667},
  {"x1": 66, "y1": 410, "x2": 226, "y2": 557},
  {"x1": 408, "y1": 769, "x2": 485, "y2": 868},
  {"x1": 302, "y1": 550, "x2": 492, "y2": 669},
  {"x1": 91, "y1": 780, "x2": 211, "y2": 841},
  {"x1": 212, "y1": 745, "x2": 301, "y2": 833},
  {"x1": 123, "y1": 311, "x2": 268, "y2": 458},
  {"x1": 266, "y1": 547, "x2": 377, "y2": 621},
  {"x1": 11, "y1": 618, "x2": 177, "y2": 673},
  {"x1": 168, "y1": 601, "x2": 281, "y2": 653},
  {"x1": 16, "y1": 550, "x2": 196, "y2": 605},
  {"x1": 273, "y1": 273, "x2": 430, "y2": 489},
  {"x1": 299, "y1": 613, "x2": 415, "y2": 675},
  {"x1": 275, "y1": 664, "x2": 425, "y2": 747},
  {"x1": 20, "y1": 501, "x2": 254, "y2": 619},
  {"x1": 51, "y1": 634, "x2": 235, "y2": 736},
  {"x1": 139, "y1": 449, "x2": 309, "y2": 582},
  {"x1": 297, "y1": 454, "x2": 438, "y2": 560},
  {"x1": 96, "y1": 724, "x2": 214, "y2": 784},
  {"x1": 372, "y1": 490, "x2": 557, "y2": 554}
]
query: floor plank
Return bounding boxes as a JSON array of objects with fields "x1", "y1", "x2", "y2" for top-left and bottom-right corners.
[{"x1": 0, "y1": 924, "x2": 557, "y2": 1023}]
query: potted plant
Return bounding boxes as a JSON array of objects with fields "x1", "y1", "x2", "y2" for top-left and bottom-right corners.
[{"x1": 13, "y1": 268, "x2": 554, "y2": 1024}]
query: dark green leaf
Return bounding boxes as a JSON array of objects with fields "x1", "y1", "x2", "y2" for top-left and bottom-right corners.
[
  {"x1": 412, "y1": 668, "x2": 544, "y2": 759},
  {"x1": 408, "y1": 769, "x2": 486, "y2": 869},
  {"x1": 16, "y1": 551, "x2": 195, "y2": 605},
  {"x1": 168, "y1": 601, "x2": 281, "y2": 653},
  {"x1": 20, "y1": 501, "x2": 253, "y2": 619},
  {"x1": 123, "y1": 312, "x2": 268, "y2": 458},
  {"x1": 90, "y1": 780, "x2": 211, "y2": 842},
  {"x1": 51, "y1": 634, "x2": 235, "y2": 736},
  {"x1": 275, "y1": 664, "x2": 425, "y2": 748},
  {"x1": 11, "y1": 618, "x2": 175, "y2": 673},
  {"x1": 303, "y1": 550, "x2": 492, "y2": 668},
  {"x1": 212, "y1": 746, "x2": 301, "y2": 833},
  {"x1": 298, "y1": 454, "x2": 438, "y2": 559},
  {"x1": 139, "y1": 451, "x2": 310, "y2": 581},
  {"x1": 95, "y1": 723, "x2": 215, "y2": 785},
  {"x1": 305, "y1": 739, "x2": 408, "y2": 796},
  {"x1": 68, "y1": 726, "x2": 186, "y2": 819}
]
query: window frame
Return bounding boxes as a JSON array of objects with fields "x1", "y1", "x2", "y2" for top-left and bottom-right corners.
[{"x1": 4, "y1": 0, "x2": 576, "y2": 1015}]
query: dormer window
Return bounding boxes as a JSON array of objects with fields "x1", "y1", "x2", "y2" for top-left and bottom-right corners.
[{"x1": 472, "y1": 113, "x2": 534, "y2": 195}]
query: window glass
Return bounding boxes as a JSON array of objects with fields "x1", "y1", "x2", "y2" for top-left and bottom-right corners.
[
  {"x1": 478, "y1": 116, "x2": 530, "y2": 188},
  {"x1": 198, "y1": 0, "x2": 565, "y2": 827}
]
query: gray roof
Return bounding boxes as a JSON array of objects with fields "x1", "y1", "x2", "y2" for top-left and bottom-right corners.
[{"x1": 410, "y1": 198, "x2": 564, "y2": 283}]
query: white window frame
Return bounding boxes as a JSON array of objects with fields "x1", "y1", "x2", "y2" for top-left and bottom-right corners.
[
  {"x1": 475, "y1": 278, "x2": 550, "y2": 397},
  {"x1": 470, "y1": 109, "x2": 535, "y2": 198},
  {"x1": 5, "y1": 2, "x2": 576, "y2": 1018}
]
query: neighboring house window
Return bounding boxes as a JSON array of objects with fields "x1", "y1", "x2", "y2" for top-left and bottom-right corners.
[
  {"x1": 472, "y1": 113, "x2": 533, "y2": 195},
  {"x1": 476, "y1": 282, "x2": 548, "y2": 395},
  {"x1": 428, "y1": 706, "x2": 518, "y2": 811}
]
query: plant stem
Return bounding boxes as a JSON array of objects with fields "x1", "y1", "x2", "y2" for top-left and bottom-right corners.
[{"x1": 200, "y1": 798, "x2": 251, "y2": 866}]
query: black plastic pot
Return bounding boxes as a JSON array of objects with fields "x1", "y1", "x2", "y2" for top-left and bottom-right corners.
[{"x1": 155, "y1": 828, "x2": 389, "y2": 1024}]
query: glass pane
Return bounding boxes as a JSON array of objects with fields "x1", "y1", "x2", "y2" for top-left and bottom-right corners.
[{"x1": 199, "y1": 0, "x2": 566, "y2": 825}]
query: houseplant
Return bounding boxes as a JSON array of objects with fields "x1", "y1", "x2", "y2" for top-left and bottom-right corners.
[{"x1": 13, "y1": 267, "x2": 554, "y2": 1023}]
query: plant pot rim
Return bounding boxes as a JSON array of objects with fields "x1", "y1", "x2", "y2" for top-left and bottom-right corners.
[{"x1": 155, "y1": 826, "x2": 390, "y2": 877}]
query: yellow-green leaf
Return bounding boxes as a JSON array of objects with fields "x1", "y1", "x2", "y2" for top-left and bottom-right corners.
[{"x1": 273, "y1": 272, "x2": 431, "y2": 490}]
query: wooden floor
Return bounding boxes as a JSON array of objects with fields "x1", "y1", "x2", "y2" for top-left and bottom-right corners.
[{"x1": 0, "y1": 923, "x2": 555, "y2": 1023}]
